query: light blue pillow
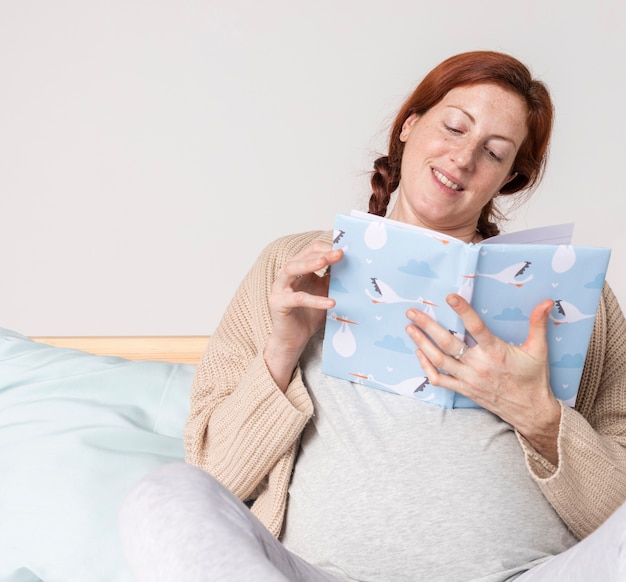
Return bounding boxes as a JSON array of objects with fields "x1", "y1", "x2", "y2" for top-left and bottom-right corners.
[{"x1": 0, "y1": 327, "x2": 196, "y2": 582}]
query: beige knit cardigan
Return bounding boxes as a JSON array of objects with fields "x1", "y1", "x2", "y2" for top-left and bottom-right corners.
[{"x1": 185, "y1": 231, "x2": 626, "y2": 540}]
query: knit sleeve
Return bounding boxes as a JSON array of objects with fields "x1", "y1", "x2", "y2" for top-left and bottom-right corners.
[
  {"x1": 518, "y1": 284, "x2": 626, "y2": 539},
  {"x1": 183, "y1": 231, "x2": 327, "y2": 534}
]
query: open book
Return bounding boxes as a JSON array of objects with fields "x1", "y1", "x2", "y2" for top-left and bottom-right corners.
[{"x1": 321, "y1": 211, "x2": 611, "y2": 409}]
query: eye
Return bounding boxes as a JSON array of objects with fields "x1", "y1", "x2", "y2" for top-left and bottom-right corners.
[
  {"x1": 444, "y1": 124, "x2": 463, "y2": 134},
  {"x1": 485, "y1": 148, "x2": 503, "y2": 162}
]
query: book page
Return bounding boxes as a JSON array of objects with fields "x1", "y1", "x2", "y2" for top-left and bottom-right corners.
[{"x1": 482, "y1": 223, "x2": 574, "y2": 245}]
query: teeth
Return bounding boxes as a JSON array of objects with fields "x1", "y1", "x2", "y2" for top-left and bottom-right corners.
[{"x1": 433, "y1": 169, "x2": 461, "y2": 191}]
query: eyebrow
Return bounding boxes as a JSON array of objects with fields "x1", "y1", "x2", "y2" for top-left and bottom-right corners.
[{"x1": 446, "y1": 105, "x2": 518, "y2": 146}]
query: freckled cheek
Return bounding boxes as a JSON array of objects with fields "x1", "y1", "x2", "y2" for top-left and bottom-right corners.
[{"x1": 472, "y1": 166, "x2": 510, "y2": 195}]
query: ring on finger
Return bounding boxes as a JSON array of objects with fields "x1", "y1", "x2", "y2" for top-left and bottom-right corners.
[
  {"x1": 452, "y1": 343, "x2": 469, "y2": 361},
  {"x1": 295, "y1": 274, "x2": 303, "y2": 279}
]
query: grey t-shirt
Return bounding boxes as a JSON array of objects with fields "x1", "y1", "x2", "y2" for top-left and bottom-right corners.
[{"x1": 280, "y1": 334, "x2": 577, "y2": 582}]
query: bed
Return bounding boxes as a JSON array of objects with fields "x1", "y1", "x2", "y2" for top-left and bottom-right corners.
[{"x1": 0, "y1": 326, "x2": 210, "y2": 582}]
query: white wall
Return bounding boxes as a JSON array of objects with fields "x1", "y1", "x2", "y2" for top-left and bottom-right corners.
[{"x1": 2, "y1": 0, "x2": 625, "y2": 335}]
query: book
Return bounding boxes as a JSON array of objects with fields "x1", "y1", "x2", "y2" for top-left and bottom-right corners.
[{"x1": 321, "y1": 210, "x2": 611, "y2": 409}]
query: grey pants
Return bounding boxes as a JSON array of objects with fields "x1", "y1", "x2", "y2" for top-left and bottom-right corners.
[{"x1": 119, "y1": 463, "x2": 626, "y2": 582}]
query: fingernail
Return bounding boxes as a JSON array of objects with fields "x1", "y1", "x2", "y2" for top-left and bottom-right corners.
[{"x1": 447, "y1": 294, "x2": 459, "y2": 307}]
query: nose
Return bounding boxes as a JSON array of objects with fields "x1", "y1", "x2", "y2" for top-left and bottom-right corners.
[{"x1": 450, "y1": 140, "x2": 478, "y2": 171}]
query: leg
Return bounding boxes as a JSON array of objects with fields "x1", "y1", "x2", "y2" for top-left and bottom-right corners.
[
  {"x1": 516, "y1": 500, "x2": 626, "y2": 581},
  {"x1": 118, "y1": 462, "x2": 341, "y2": 582}
]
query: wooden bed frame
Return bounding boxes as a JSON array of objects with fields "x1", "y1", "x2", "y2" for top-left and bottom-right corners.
[{"x1": 31, "y1": 336, "x2": 210, "y2": 365}]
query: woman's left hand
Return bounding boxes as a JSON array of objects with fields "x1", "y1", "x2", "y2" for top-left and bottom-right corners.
[{"x1": 406, "y1": 293, "x2": 561, "y2": 465}]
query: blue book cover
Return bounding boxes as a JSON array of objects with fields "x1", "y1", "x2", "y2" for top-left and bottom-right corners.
[{"x1": 321, "y1": 211, "x2": 611, "y2": 409}]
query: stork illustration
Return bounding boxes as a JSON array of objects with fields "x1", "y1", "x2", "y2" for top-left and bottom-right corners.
[
  {"x1": 549, "y1": 300, "x2": 595, "y2": 326},
  {"x1": 477, "y1": 261, "x2": 533, "y2": 287},
  {"x1": 366, "y1": 278, "x2": 438, "y2": 307},
  {"x1": 333, "y1": 229, "x2": 346, "y2": 245}
]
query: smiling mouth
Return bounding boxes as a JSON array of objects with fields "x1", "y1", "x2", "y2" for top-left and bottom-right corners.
[{"x1": 433, "y1": 169, "x2": 462, "y2": 191}]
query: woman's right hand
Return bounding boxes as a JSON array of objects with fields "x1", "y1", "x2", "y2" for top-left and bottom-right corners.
[{"x1": 264, "y1": 240, "x2": 343, "y2": 391}]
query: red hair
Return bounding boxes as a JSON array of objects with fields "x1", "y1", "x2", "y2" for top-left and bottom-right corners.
[{"x1": 369, "y1": 51, "x2": 554, "y2": 237}]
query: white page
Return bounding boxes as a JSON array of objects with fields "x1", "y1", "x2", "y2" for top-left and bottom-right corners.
[{"x1": 482, "y1": 223, "x2": 574, "y2": 245}]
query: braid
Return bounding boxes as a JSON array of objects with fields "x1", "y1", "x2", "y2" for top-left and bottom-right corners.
[
  {"x1": 477, "y1": 200, "x2": 502, "y2": 239},
  {"x1": 369, "y1": 155, "x2": 401, "y2": 217}
]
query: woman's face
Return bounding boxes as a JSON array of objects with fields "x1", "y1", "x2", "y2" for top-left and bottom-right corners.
[{"x1": 388, "y1": 83, "x2": 528, "y2": 241}]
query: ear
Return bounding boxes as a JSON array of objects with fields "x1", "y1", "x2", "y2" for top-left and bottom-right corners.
[
  {"x1": 400, "y1": 114, "x2": 419, "y2": 142},
  {"x1": 498, "y1": 171, "x2": 518, "y2": 193}
]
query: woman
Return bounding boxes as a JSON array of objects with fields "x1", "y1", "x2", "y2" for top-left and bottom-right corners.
[{"x1": 120, "y1": 51, "x2": 626, "y2": 581}]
